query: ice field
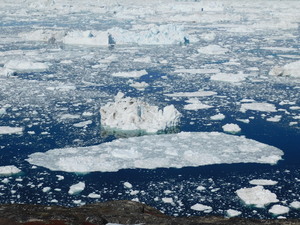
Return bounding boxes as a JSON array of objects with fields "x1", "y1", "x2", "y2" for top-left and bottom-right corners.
[{"x1": 0, "y1": 0, "x2": 300, "y2": 219}]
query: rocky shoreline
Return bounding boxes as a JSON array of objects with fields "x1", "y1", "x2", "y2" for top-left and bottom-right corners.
[{"x1": 0, "y1": 200, "x2": 300, "y2": 225}]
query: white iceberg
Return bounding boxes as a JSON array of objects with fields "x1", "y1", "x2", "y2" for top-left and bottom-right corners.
[
  {"x1": 236, "y1": 186, "x2": 279, "y2": 208},
  {"x1": 0, "y1": 165, "x2": 21, "y2": 176},
  {"x1": 269, "y1": 60, "x2": 300, "y2": 78},
  {"x1": 68, "y1": 182, "x2": 85, "y2": 195},
  {"x1": 222, "y1": 123, "x2": 241, "y2": 134},
  {"x1": 191, "y1": 203, "x2": 212, "y2": 213},
  {"x1": 100, "y1": 92, "x2": 181, "y2": 133},
  {"x1": 268, "y1": 205, "x2": 290, "y2": 215},
  {"x1": 26, "y1": 132, "x2": 283, "y2": 173},
  {"x1": 240, "y1": 102, "x2": 277, "y2": 113},
  {"x1": 4, "y1": 59, "x2": 49, "y2": 73},
  {"x1": 290, "y1": 201, "x2": 300, "y2": 209}
]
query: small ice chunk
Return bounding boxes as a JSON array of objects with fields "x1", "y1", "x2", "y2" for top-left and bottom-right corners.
[
  {"x1": 68, "y1": 182, "x2": 85, "y2": 195},
  {"x1": 191, "y1": 203, "x2": 212, "y2": 213},
  {"x1": 240, "y1": 102, "x2": 277, "y2": 113},
  {"x1": 268, "y1": 205, "x2": 290, "y2": 215},
  {"x1": 73, "y1": 120, "x2": 92, "y2": 128},
  {"x1": 165, "y1": 90, "x2": 217, "y2": 97},
  {"x1": 88, "y1": 193, "x2": 101, "y2": 198},
  {"x1": 211, "y1": 73, "x2": 248, "y2": 83},
  {"x1": 236, "y1": 186, "x2": 279, "y2": 208},
  {"x1": 124, "y1": 182, "x2": 133, "y2": 189},
  {"x1": 290, "y1": 201, "x2": 300, "y2": 209},
  {"x1": 210, "y1": 113, "x2": 225, "y2": 121},
  {"x1": 0, "y1": 166, "x2": 21, "y2": 176},
  {"x1": 100, "y1": 92, "x2": 181, "y2": 133},
  {"x1": 196, "y1": 186, "x2": 206, "y2": 191},
  {"x1": 162, "y1": 197, "x2": 174, "y2": 204},
  {"x1": 42, "y1": 187, "x2": 51, "y2": 193},
  {"x1": 222, "y1": 123, "x2": 241, "y2": 133},
  {"x1": 0, "y1": 127, "x2": 23, "y2": 135},
  {"x1": 226, "y1": 209, "x2": 242, "y2": 217},
  {"x1": 129, "y1": 81, "x2": 149, "y2": 90},
  {"x1": 112, "y1": 70, "x2": 148, "y2": 78},
  {"x1": 56, "y1": 175, "x2": 64, "y2": 180},
  {"x1": 198, "y1": 45, "x2": 228, "y2": 55},
  {"x1": 249, "y1": 179, "x2": 278, "y2": 186},
  {"x1": 266, "y1": 115, "x2": 282, "y2": 122}
]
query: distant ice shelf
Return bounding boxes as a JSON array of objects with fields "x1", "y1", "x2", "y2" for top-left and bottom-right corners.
[{"x1": 26, "y1": 132, "x2": 284, "y2": 173}]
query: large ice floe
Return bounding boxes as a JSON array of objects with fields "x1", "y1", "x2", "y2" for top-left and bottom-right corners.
[
  {"x1": 22, "y1": 24, "x2": 189, "y2": 46},
  {"x1": 100, "y1": 92, "x2": 181, "y2": 133},
  {"x1": 26, "y1": 132, "x2": 283, "y2": 173},
  {"x1": 269, "y1": 60, "x2": 300, "y2": 78},
  {"x1": 3, "y1": 59, "x2": 49, "y2": 73}
]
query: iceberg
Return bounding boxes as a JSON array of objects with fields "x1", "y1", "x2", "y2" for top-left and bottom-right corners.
[
  {"x1": 236, "y1": 186, "x2": 279, "y2": 208},
  {"x1": 0, "y1": 165, "x2": 21, "y2": 176},
  {"x1": 100, "y1": 92, "x2": 181, "y2": 133},
  {"x1": 26, "y1": 132, "x2": 283, "y2": 173},
  {"x1": 269, "y1": 60, "x2": 300, "y2": 78}
]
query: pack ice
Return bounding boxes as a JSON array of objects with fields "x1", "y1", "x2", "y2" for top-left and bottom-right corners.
[
  {"x1": 269, "y1": 60, "x2": 300, "y2": 78},
  {"x1": 100, "y1": 92, "x2": 181, "y2": 133},
  {"x1": 26, "y1": 132, "x2": 283, "y2": 173}
]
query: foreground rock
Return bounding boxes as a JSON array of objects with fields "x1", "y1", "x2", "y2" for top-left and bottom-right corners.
[{"x1": 0, "y1": 200, "x2": 300, "y2": 225}]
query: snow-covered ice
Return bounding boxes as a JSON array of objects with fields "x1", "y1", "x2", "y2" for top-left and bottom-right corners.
[
  {"x1": 236, "y1": 186, "x2": 279, "y2": 208},
  {"x1": 100, "y1": 92, "x2": 181, "y2": 133},
  {"x1": 222, "y1": 123, "x2": 241, "y2": 134},
  {"x1": 26, "y1": 132, "x2": 283, "y2": 173},
  {"x1": 268, "y1": 205, "x2": 290, "y2": 215},
  {"x1": 68, "y1": 182, "x2": 85, "y2": 195},
  {"x1": 249, "y1": 179, "x2": 278, "y2": 186},
  {"x1": 0, "y1": 166, "x2": 21, "y2": 176},
  {"x1": 191, "y1": 203, "x2": 212, "y2": 213},
  {"x1": 0, "y1": 127, "x2": 23, "y2": 135}
]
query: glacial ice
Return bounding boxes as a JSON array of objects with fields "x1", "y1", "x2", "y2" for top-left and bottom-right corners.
[
  {"x1": 268, "y1": 205, "x2": 290, "y2": 215},
  {"x1": 269, "y1": 60, "x2": 300, "y2": 78},
  {"x1": 68, "y1": 182, "x2": 85, "y2": 195},
  {"x1": 236, "y1": 186, "x2": 279, "y2": 208},
  {"x1": 26, "y1": 132, "x2": 283, "y2": 173},
  {"x1": 100, "y1": 92, "x2": 181, "y2": 133},
  {"x1": 0, "y1": 166, "x2": 21, "y2": 176}
]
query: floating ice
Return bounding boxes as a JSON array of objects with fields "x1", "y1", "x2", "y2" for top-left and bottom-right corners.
[
  {"x1": 184, "y1": 98, "x2": 213, "y2": 110},
  {"x1": 240, "y1": 102, "x2": 277, "y2": 113},
  {"x1": 226, "y1": 209, "x2": 242, "y2": 217},
  {"x1": 68, "y1": 182, "x2": 85, "y2": 195},
  {"x1": 0, "y1": 126, "x2": 23, "y2": 135},
  {"x1": 129, "y1": 81, "x2": 149, "y2": 90},
  {"x1": 191, "y1": 203, "x2": 212, "y2": 213},
  {"x1": 0, "y1": 166, "x2": 21, "y2": 176},
  {"x1": 123, "y1": 182, "x2": 133, "y2": 189},
  {"x1": 236, "y1": 186, "x2": 279, "y2": 208},
  {"x1": 88, "y1": 193, "x2": 101, "y2": 198},
  {"x1": 173, "y1": 68, "x2": 220, "y2": 74},
  {"x1": 269, "y1": 60, "x2": 300, "y2": 78},
  {"x1": 162, "y1": 197, "x2": 174, "y2": 204},
  {"x1": 4, "y1": 59, "x2": 49, "y2": 73},
  {"x1": 112, "y1": 70, "x2": 148, "y2": 78},
  {"x1": 249, "y1": 179, "x2": 278, "y2": 186},
  {"x1": 63, "y1": 30, "x2": 108, "y2": 46},
  {"x1": 268, "y1": 205, "x2": 290, "y2": 215},
  {"x1": 26, "y1": 132, "x2": 283, "y2": 173},
  {"x1": 198, "y1": 45, "x2": 228, "y2": 55},
  {"x1": 165, "y1": 90, "x2": 217, "y2": 98},
  {"x1": 100, "y1": 92, "x2": 181, "y2": 133},
  {"x1": 222, "y1": 123, "x2": 241, "y2": 134},
  {"x1": 210, "y1": 113, "x2": 225, "y2": 121},
  {"x1": 211, "y1": 73, "x2": 248, "y2": 83},
  {"x1": 290, "y1": 201, "x2": 300, "y2": 209}
]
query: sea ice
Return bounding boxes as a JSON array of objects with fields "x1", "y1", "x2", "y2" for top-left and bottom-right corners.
[
  {"x1": 184, "y1": 98, "x2": 213, "y2": 110},
  {"x1": 26, "y1": 132, "x2": 283, "y2": 173},
  {"x1": 249, "y1": 179, "x2": 278, "y2": 186},
  {"x1": 68, "y1": 182, "x2": 85, "y2": 195},
  {"x1": 197, "y1": 45, "x2": 228, "y2": 55},
  {"x1": 269, "y1": 60, "x2": 300, "y2": 78},
  {"x1": 123, "y1": 182, "x2": 133, "y2": 189},
  {"x1": 0, "y1": 126, "x2": 23, "y2": 135},
  {"x1": 162, "y1": 197, "x2": 174, "y2": 204},
  {"x1": 165, "y1": 90, "x2": 217, "y2": 97},
  {"x1": 190, "y1": 203, "x2": 212, "y2": 213},
  {"x1": 0, "y1": 166, "x2": 21, "y2": 176},
  {"x1": 100, "y1": 92, "x2": 181, "y2": 133},
  {"x1": 290, "y1": 201, "x2": 300, "y2": 209},
  {"x1": 240, "y1": 102, "x2": 277, "y2": 113},
  {"x1": 236, "y1": 186, "x2": 279, "y2": 208},
  {"x1": 268, "y1": 205, "x2": 290, "y2": 215},
  {"x1": 210, "y1": 113, "x2": 225, "y2": 121},
  {"x1": 226, "y1": 209, "x2": 242, "y2": 217},
  {"x1": 88, "y1": 193, "x2": 101, "y2": 198},
  {"x1": 210, "y1": 73, "x2": 248, "y2": 83},
  {"x1": 222, "y1": 123, "x2": 241, "y2": 133},
  {"x1": 4, "y1": 59, "x2": 49, "y2": 73},
  {"x1": 112, "y1": 70, "x2": 148, "y2": 78}
]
